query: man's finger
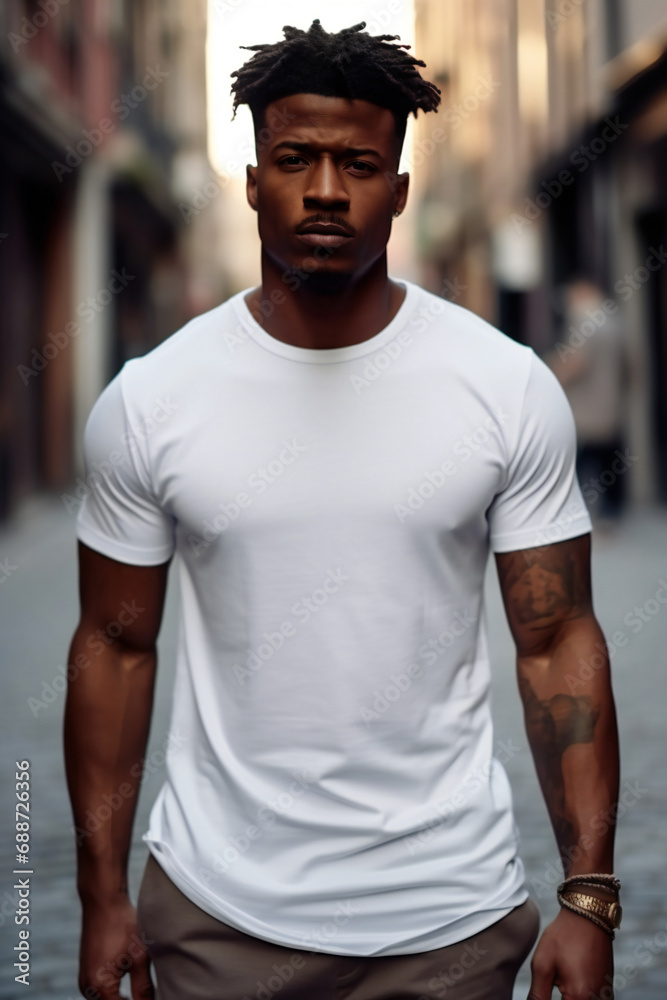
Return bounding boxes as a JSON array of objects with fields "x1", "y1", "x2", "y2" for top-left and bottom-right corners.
[
  {"x1": 527, "y1": 966, "x2": 554, "y2": 1000},
  {"x1": 130, "y1": 952, "x2": 155, "y2": 1000}
]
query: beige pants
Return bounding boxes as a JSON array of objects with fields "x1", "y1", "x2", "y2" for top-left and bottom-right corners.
[{"x1": 136, "y1": 851, "x2": 540, "y2": 1000}]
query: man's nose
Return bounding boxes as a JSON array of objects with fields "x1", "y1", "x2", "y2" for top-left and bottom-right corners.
[{"x1": 303, "y1": 158, "x2": 349, "y2": 208}]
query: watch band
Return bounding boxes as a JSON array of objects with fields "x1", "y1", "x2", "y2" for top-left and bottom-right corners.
[
  {"x1": 559, "y1": 889, "x2": 622, "y2": 937},
  {"x1": 558, "y1": 872, "x2": 621, "y2": 894}
]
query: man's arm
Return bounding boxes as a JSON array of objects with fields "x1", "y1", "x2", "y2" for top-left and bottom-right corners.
[
  {"x1": 63, "y1": 541, "x2": 171, "y2": 1000},
  {"x1": 495, "y1": 533, "x2": 620, "y2": 1000}
]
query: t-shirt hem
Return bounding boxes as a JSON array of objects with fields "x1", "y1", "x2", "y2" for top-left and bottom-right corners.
[
  {"x1": 142, "y1": 836, "x2": 528, "y2": 957},
  {"x1": 490, "y1": 514, "x2": 592, "y2": 553},
  {"x1": 76, "y1": 522, "x2": 174, "y2": 565}
]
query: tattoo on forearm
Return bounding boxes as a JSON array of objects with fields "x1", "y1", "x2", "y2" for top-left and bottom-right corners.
[
  {"x1": 520, "y1": 674, "x2": 600, "y2": 858},
  {"x1": 497, "y1": 544, "x2": 587, "y2": 626}
]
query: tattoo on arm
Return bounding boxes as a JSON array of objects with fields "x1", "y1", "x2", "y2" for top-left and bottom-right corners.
[
  {"x1": 496, "y1": 538, "x2": 591, "y2": 638},
  {"x1": 519, "y1": 673, "x2": 600, "y2": 856}
]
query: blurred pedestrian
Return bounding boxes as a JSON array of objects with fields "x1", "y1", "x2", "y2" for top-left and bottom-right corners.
[{"x1": 545, "y1": 277, "x2": 632, "y2": 527}]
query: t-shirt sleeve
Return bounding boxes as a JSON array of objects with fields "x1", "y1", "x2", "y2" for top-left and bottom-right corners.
[
  {"x1": 487, "y1": 350, "x2": 592, "y2": 552},
  {"x1": 75, "y1": 368, "x2": 176, "y2": 565}
]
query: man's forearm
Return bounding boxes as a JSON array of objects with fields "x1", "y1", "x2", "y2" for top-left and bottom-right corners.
[
  {"x1": 517, "y1": 612, "x2": 620, "y2": 877},
  {"x1": 63, "y1": 623, "x2": 157, "y2": 906}
]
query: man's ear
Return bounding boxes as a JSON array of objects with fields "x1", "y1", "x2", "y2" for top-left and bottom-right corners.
[
  {"x1": 394, "y1": 171, "x2": 410, "y2": 216},
  {"x1": 246, "y1": 164, "x2": 258, "y2": 212}
]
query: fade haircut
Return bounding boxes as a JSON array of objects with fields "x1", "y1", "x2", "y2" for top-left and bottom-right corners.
[{"x1": 230, "y1": 19, "x2": 441, "y2": 155}]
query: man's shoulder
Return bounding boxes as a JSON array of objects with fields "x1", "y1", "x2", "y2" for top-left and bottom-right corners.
[
  {"x1": 116, "y1": 290, "x2": 253, "y2": 403},
  {"x1": 107, "y1": 291, "x2": 250, "y2": 420},
  {"x1": 127, "y1": 292, "x2": 246, "y2": 372},
  {"x1": 403, "y1": 279, "x2": 533, "y2": 364}
]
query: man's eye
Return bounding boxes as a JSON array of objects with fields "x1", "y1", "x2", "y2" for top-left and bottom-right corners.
[
  {"x1": 348, "y1": 161, "x2": 375, "y2": 173},
  {"x1": 280, "y1": 155, "x2": 307, "y2": 166}
]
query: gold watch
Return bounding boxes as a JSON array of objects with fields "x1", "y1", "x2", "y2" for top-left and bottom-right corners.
[{"x1": 562, "y1": 890, "x2": 623, "y2": 931}]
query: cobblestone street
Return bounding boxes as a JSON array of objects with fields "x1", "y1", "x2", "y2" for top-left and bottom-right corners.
[{"x1": 1, "y1": 494, "x2": 666, "y2": 999}]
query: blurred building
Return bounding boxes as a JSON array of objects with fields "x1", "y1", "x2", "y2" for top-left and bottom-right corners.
[
  {"x1": 414, "y1": 0, "x2": 667, "y2": 504},
  {"x1": 0, "y1": 0, "x2": 226, "y2": 521}
]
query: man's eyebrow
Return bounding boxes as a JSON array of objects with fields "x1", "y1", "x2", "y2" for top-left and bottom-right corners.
[{"x1": 271, "y1": 141, "x2": 383, "y2": 158}]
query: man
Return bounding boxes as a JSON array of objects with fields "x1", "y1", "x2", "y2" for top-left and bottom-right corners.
[
  {"x1": 545, "y1": 277, "x2": 632, "y2": 528},
  {"x1": 64, "y1": 20, "x2": 621, "y2": 1000}
]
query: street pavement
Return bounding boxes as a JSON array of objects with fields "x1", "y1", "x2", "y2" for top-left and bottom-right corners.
[{"x1": 0, "y1": 492, "x2": 666, "y2": 999}]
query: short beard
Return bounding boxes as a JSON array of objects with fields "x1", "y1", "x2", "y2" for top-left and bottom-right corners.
[{"x1": 301, "y1": 267, "x2": 355, "y2": 296}]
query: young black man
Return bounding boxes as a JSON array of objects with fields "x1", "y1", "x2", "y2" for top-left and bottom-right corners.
[{"x1": 65, "y1": 19, "x2": 621, "y2": 1000}]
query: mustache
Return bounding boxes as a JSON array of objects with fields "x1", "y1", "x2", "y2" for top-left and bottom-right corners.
[{"x1": 296, "y1": 214, "x2": 356, "y2": 236}]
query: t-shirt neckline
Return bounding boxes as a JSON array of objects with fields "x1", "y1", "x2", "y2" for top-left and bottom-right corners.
[{"x1": 230, "y1": 280, "x2": 418, "y2": 364}]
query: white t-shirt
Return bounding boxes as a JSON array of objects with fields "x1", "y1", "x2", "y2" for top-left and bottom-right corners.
[{"x1": 76, "y1": 279, "x2": 592, "y2": 957}]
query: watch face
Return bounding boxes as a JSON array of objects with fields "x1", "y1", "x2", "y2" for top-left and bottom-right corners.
[{"x1": 610, "y1": 902, "x2": 622, "y2": 928}]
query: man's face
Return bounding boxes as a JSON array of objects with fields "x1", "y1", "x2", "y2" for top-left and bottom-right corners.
[{"x1": 246, "y1": 93, "x2": 409, "y2": 290}]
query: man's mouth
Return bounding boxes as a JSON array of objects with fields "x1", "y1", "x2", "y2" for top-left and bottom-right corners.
[{"x1": 295, "y1": 222, "x2": 355, "y2": 248}]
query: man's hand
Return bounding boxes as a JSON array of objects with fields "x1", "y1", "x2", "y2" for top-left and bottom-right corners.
[
  {"x1": 528, "y1": 908, "x2": 613, "y2": 1000},
  {"x1": 79, "y1": 896, "x2": 155, "y2": 1000}
]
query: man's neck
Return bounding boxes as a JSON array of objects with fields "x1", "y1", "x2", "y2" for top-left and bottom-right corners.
[{"x1": 244, "y1": 252, "x2": 407, "y2": 350}]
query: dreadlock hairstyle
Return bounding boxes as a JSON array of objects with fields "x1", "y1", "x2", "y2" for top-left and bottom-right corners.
[{"x1": 230, "y1": 19, "x2": 441, "y2": 149}]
